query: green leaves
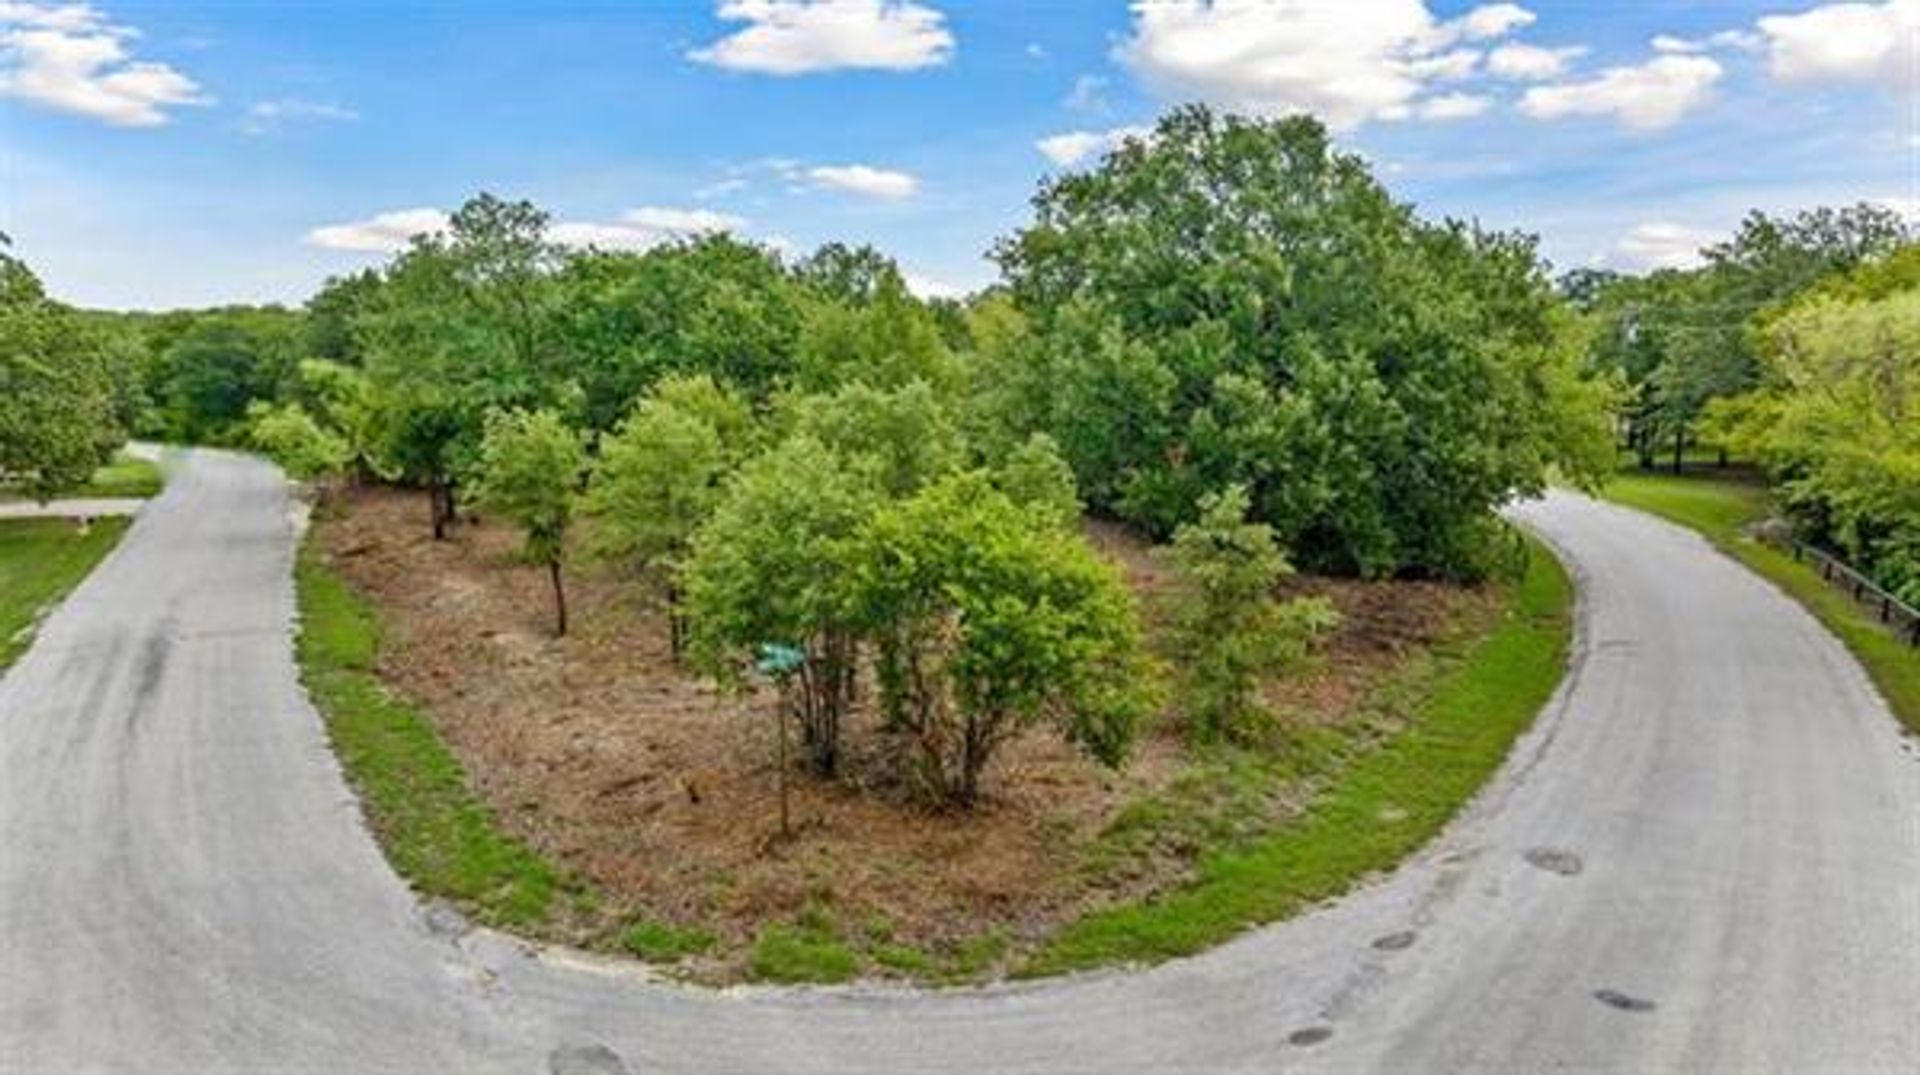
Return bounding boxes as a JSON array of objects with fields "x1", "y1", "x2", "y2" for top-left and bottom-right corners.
[
  {"x1": 470, "y1": 408, "x2": 583, "y2": 569},
  {"x1": 0, "y1": 250, "x2": 126, "y2": 501},
  {"x1": 991, "y1": 104, "x2": 1613, "y2": 578}
]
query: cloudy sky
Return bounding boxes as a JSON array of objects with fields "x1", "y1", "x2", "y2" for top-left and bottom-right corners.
[{"x1": 2, "y1": 0, "x2": 1915, "y2": 309}]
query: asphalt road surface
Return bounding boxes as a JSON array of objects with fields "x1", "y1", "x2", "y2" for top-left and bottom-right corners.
[{"x1": 3, "y1": 449, "x2": 1915, "y2": 1074}]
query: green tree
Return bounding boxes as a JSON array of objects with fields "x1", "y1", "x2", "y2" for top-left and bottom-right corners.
[
  {"x1": 0, "y1": 245, "x2": 125, "y2": 500},
  {"x1": 1165, "y1": 485, "x2": 1338, "y2": 743},
  {"x1": 469, "y1": 408, "x2": 585, "y2": 636},
  {"x1": 994, "y1": 105, "x2": 1613, "y2": 577},
  {"x1": 853, "y1": 472, "x2": 1150, "y2": 805},
  {"x1": 786, "y1": 379, "x2": 962, "y2": 497},
  {"x1": 794, "y1": 273, "x2": 956, "y2": 392},
  {"x1": 246, "y1": 401, "x2": 349, "y2": 483},
  {"x1": 994, "y1": 432, "x2": 1081, "y2": 529},
  {"x1": 143, "y1": 308, "x2": 301, "y2": 443},
  {"x1": 585, "y1": 377, "x2": 747, "y2": 656},
  {"x1": 685, "y1": 437, "x2": 877, "y2": 777}
]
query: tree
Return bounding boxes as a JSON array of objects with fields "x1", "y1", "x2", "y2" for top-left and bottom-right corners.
[
  {"x1": 360, "y1": 193, "x2": 570, "y2": 538},
  {"x1": 684, "y1": 437, "x2": 878, "y2": 777},
  {"x1": 786, "y1": 379, "x2": 962, "y2": 497},
  {"x1": 792, "y1": 242, "x2": 904, "y2": 306},
  {"x1": 993, "y1": 105, "x2": 1611, "y2": 578},
  {"x1": 852, "y1": 472, "x2": 1150, "y2": 805},
  {"x1": 794, "y1": 272, "x2": 956, "y2": 392},
  {"x1": 0, "y1": 244, "x2": 124, "y2": 501},
  {"x1": 994, "y1": 432, "x2": 1081, "y2": 529},
  {"x1": 469, "y1": 408, "x2": 585, "y2": 636},
  {"x1": 1165, "y1": 485, "x2": 1338, "y2": 743},
  {"x1": 246, "y1": 401, "x2": 349, "y2": 483},
  {"x1": 143, "y1": 308, "x2": 301, "y2": 444},
  {"x1": 585, "y1": 376, "x2": 747, "y2": 656}
]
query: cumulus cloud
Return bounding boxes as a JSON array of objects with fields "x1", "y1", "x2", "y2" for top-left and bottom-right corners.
[
  {"x1": 1614, "y1": 221, "x2": 1717, "y2": 270},
  {"x1": 1650, "y1": 29, "x2": 1761, "y2": 55},
  {"x1": 1757, "y1": 0, "x2": 1919, "y2": 85},
  {"x1": 1486, "y1": 42, "x2": 1585, "y2": 80},
  {"x1": 804, "y1": 163, "x2": 918, "y2": 199},
  {"x1": 0, "y1": 2, "x2": 208, "y2": 127},
  {"x1": 903, "y1": 272, "x2": 963, "y2": 299},
  {"x1": 1520, "y1": 54, "x2": 1721, "y2": 130},
  {"x1": 308, "y1": 205, "x2": 752, "y2": 256},
  {"x1": 305, "y1": 208, "x2": 451, "y2": 253},
  {"x1": 689, "y1": 0, "x2": 953, "y2": 75},
  {"x1": 1115, "y1": 1, "x2": 1534, "y2": 131},
  {"x1": 1035, "y1": 124, "x2": 1152, "y2": 167}
]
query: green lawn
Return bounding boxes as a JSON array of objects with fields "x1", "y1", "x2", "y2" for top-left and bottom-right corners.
[
  {"x1": 295, "y1": 542, "x2": 580, "y2": 928},
  {"x1": 0, "y1": 518, "x2": 130, "y2": 669},
  {"x1": 1021, "y1": 538, "x2": 1572, "y2": 976},
  {"x1": 0, "y1": 451, "x2": 165, "y2": 503},
  {"x1": 1601, "y1": 471, "x2": 1920, "y2": 734}
]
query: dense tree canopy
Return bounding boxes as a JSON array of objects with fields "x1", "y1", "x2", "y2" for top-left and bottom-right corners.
[
  {"x1": 990, "y1": 105, "x2": 1612, "y2": 578},
  {"x1": 0, "y1": 244, "x2": 128, "y2": 500}
]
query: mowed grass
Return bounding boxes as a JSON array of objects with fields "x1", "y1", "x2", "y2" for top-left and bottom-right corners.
[
  {"x1": 295, "y1": 542, "x2": 576, "y2": 927},
  {"x1": 0, "y1": 517, "x2": 130, "y2": 669},
  {"x1": 1021, "y1": 538, "x2": 1571, "y2": 976},
  {"x1": 1603, "y1": 471, "x2": 1920, "y2": 734}
]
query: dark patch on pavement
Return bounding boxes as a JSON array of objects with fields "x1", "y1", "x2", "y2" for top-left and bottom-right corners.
[
  {"x1": 1524, "y1": 847, "x2": 1583, "y2": 876},
  {"x1": 1371, "y1": 930, "x2": 1417, "y2": 951},
  {"x1": 1287, "y1": 1026, "x2": 1334, "y2": 1047},
  {"x1": 1593, "y1": 988, "x2": 1657, "y2": 1013},
  {"x1": 127, "y1": 627, "x2": 174, "y2": 732},
  {"x1": 421, "y1": 900, "x2": 470, "y2": 940},
  {"x1": 549, "y1": 1042, "x2": 631, "y2": 1075}
]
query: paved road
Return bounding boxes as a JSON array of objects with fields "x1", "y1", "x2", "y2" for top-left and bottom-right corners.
[{"x1": 2, "y1": 449, "x2": 1916, "y2": 1074}]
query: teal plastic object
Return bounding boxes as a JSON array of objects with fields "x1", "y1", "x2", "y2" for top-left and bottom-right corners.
[{"x1": 755, "y1": 642, "x2": 805, "y2": 677}]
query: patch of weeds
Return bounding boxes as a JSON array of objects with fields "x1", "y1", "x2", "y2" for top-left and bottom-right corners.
[
  {"x1": 749, "y1": 908, "x2": 859, "y2": 984},
  {"x1": 620, "y1": 918, "x2": 716, "y2": 963},
  {"x1": 1021, "y1": 538, "x2": 1571, "y2": 976}
]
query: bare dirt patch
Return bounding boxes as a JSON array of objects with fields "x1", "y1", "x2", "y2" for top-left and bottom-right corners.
[{"x1": 315, "y1": 487, "x2": 1493, "y2": 981}]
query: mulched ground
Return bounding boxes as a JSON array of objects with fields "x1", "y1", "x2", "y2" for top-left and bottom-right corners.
[{"x1": 315, "y1": 485, "x2": 1489, "y2": 978}]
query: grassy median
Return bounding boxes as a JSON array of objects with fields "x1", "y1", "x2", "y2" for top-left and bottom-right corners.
[
  {"x1": 1602, "y1": 471, "x2": 1920, "y2": 734},
  {"x1": 1022, "y1": 537, "x2": 1571, "y2": 975}
]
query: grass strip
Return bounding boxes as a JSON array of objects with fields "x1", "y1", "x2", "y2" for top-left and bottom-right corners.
[
  {"x1": 1601, "y1": 471, "x2": 1920, "y2": 734},
  {"x1": 295, "y1": 540, "x2": 575, "y2": 928},
  {"x1": 0, "y1": 452, "x2": 164, "y2": 503},
  {"x1": 0, "y1": 517, "x2": 130, "y2": 669},
  {"x1": 1021, "y1": 537, "x2": 1571, "y2": 976}
]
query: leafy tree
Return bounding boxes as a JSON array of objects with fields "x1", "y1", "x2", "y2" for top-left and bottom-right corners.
[
  {"x1": 792, "y1": 242, "x2": 904, "y2": 306},
  {"x1": 1165, "y1": 485, "x2": 1338, "y2": 743},
  {"x1": 994, "y1": 432, "x2": 1081, "y2": 529},
  {"x1": 144, "y1": 308, "x2": 301, "y2": 443},
  {"x1": 684, "y1": 437, "x2": 878, "y2": 777},
  {"x1": 993, "y1": 105, "x2": 1611, "y2": 577},
  {"x1": 852, "y1": 472, "x2": 1150, "y2": 805},
  {"x1": 360, "y1": 193, "x2": 570, "y2": 536},
  {"x1": 0, "y1": 245, "x2": 125, "y2": 500},
  {"x1": 585, "y1": 376, "x2": 747, "y2": 655},
  {"x1": 469, "y1": 408, "x2": 585, "y2": 636},
  {"x1": 554, "y1": 236, "x2": 801, "y2": 430},
  {"x1": 246, "y1": 401, "x2": 349, "y2": 483},
  {"x1": 794, "y1": 272, "x2": 956, "y2": 392},
  {"x1": 305, "y1": 269, "x2": 382, "y2": 365},
  {"x1": 289, "y1": 359, "x2": 382, "y2": 481},
  {"x1": 786, "y1": 379, "x2": 962, "y2": 497}
]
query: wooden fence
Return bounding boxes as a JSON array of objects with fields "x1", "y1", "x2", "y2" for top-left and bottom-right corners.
[{"x1": 1776, "y1": 539, "x2": 1920, "y2": 646}]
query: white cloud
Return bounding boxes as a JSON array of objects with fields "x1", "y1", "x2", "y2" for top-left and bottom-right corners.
[
  {"x1": 1486, "y1": 43, "x2": 1584, "y2": 80},
  {"x1": 1614, "y1": 221, "x2": 1716, "y2": 270},
  {"x1": 903, "y1": 272, "x2": 962, "y2": 299},
  {"x1": 689, "y1": 0, "x2": 954, "y2": 75},
  {"x1": 1035, "y1": 124, "x2": 1152, "y2": 167},
  {"x1": 0, "y1": 2, "x2": 208, "y2": 127},
  {"x1": 1520, "y1": 54, "x2": 1721, "y2": 130},
  {"x1": 1652, "y1": 28, "x2": 1763, "y2": 55},
  {"x1": 805, "y1": 163, "x2": 918, "y2": 199},
  {"x1": 1418, "y1": 91, "x2": 1491, "y2": 120},
  {"x1": 1453, "y1": 3, "x2": 1535, "y2": 41},
  {"x1": 304, "y1": 208, "x2": 450, "y2": 253},
  {"x1": 241, "y1": 98, "x2": 357, "y2": 134},
  {"x1": 307, "y1": 205, "x2": 750, "y2": 256},
  {"x1": 1874, "y1": 195, "x2": 1920, "y2": 221},
  {"x1": 1116, "y1": 0, "x2": 1533, "y2": 131},
  {"x1": 1758, "y1": 0, "x2": 1919, "y2": 85}
]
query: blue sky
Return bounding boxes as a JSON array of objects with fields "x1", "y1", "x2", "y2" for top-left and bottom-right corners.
[{"x1": 2, "y1": 1, "x2": 1915, "y2": 309}]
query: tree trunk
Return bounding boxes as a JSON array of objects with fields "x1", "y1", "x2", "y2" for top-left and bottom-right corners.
[
  {"x1": 665, "y1": 582, "x2": 685, "y2": 660},
  {"x1": 548, "y1": 559, "x2": 568, "y2": 637},
  {"x1": 1671, "y1": 424, "x2": 1684, "y2": 474}
]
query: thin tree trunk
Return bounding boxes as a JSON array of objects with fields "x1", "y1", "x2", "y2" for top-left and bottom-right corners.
[{"x1": 548, "y1": 559, "x2": 567, "y2": 637}]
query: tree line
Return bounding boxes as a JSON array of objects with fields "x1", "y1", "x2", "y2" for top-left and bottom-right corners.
[
  {"x1": 1563, "y1": 204, "x2": 1917, "y2": 605},
  {"x1": 7, "y1": 106, "x2": 1640, "y2": 806}
]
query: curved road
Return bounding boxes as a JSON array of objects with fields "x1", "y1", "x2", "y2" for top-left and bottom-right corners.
[{"x1": 3, "y1": 450, "x2": 1916, "y2": 1073}]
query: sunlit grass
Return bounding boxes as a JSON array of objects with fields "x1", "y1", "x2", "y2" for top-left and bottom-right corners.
[{"x1": 0, "y1": 518, "x2": 130, "y2": 669}]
